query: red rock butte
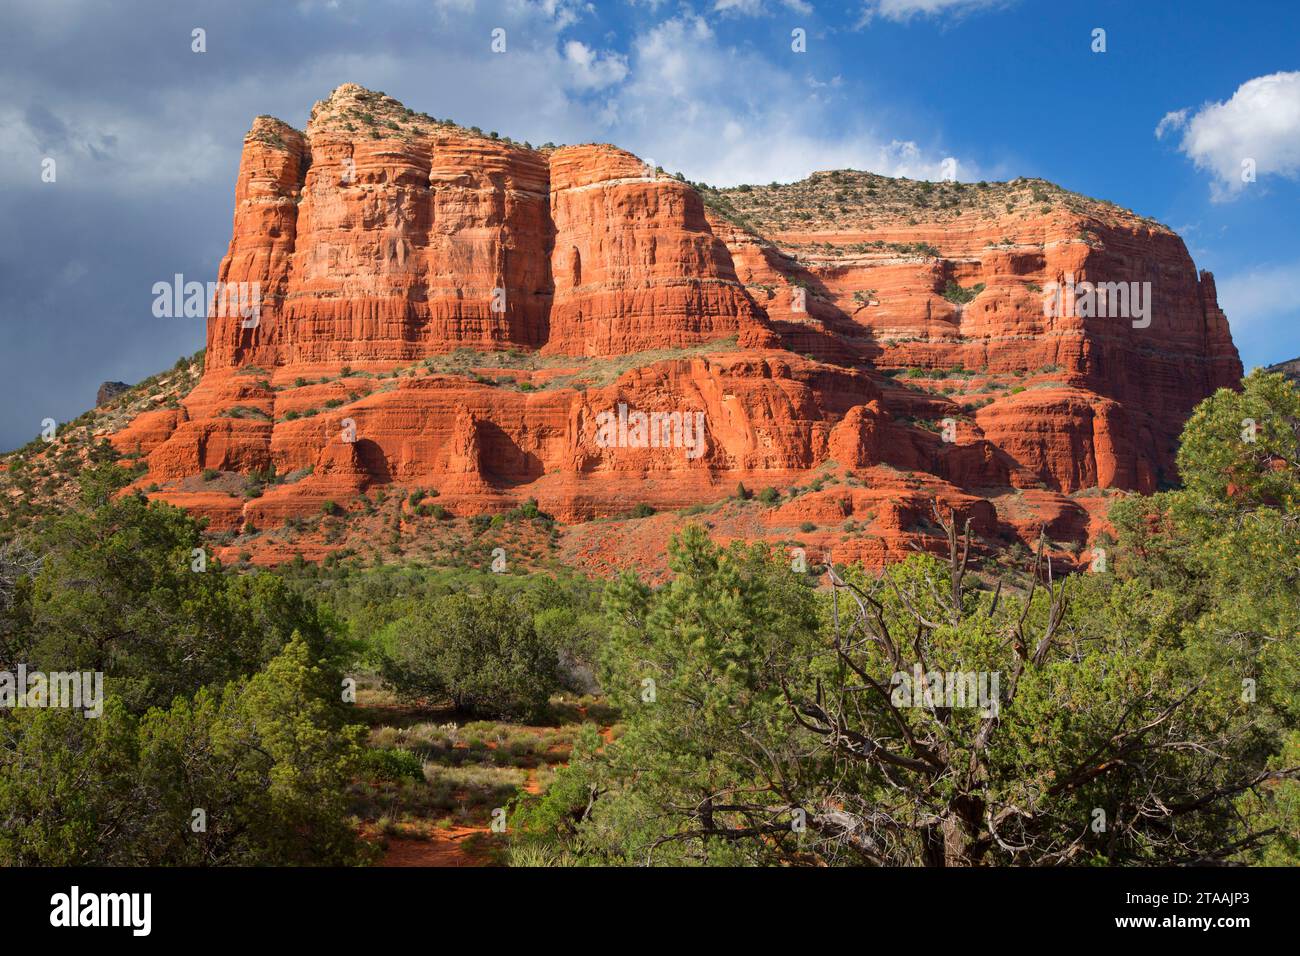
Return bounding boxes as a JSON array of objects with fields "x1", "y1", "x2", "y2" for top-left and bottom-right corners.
[{"x1": 110, "y1": 84, "x2": 1242, "y2": 572}]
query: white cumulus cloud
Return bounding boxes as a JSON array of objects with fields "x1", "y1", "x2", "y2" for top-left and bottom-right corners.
[
  {"x1": 1158, "y1": 71, "x2": 1300, "y2": 200},
  {"x1": 605, "y1": 14, "x2": 975, "y2": 186},
  {"x1": 563, "y1": 40, "x2": 629, "y2": 91},
  {"x1": 1154, "y1": 108, "x2": 1187, "y2": 140},
  {"x1": 859, "y1": 0, "x2": 1011, "y2": 23},
  {"x1": 713, "y1": 0, "x2": 813, "y2": 14}
]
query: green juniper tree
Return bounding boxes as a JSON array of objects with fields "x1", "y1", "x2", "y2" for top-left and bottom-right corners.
[
  {"x1": 514, "y1": 371, "x2": 1300, "y2": 865},
  {"x1": 0, "y1": 462, "x2": 366, "y2": 865}
]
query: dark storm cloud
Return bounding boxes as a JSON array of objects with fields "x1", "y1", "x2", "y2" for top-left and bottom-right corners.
[
  {"x1": 0, "y1": 0, "x2": 909, "y2": 449},
  {"x1": 0, "y1": 0, "x2": 598, "y2": 449},
  {"x1": 22, "y1": 104, "x2": 71, "y2": 153}
]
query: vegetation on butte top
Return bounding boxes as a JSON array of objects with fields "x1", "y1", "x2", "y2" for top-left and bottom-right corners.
[
  {"x1": 253, "y1": 84, "x2": 1162, "y2": 235},
  {"x1": 697, "y1": 169, "x2": 1167, "y2": 237}
]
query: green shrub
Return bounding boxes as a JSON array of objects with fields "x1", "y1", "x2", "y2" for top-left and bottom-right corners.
[
  {"x1": 381, "y1": 592, "x2": 562, "y2": 721},
  {"x1": 0, "y1": 638, "x2": 366, "y2": 866},
  {"x1": 941, "y1": 281, "x2": 986, "y2": 305},
  {"x1": 361, "y1": 747, "x2": 425, "y2": 783}
]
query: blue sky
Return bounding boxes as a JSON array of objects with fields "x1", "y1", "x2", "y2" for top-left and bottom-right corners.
[{"x1": 1, "y1": 0, "x2": 1298, "y2": 449}]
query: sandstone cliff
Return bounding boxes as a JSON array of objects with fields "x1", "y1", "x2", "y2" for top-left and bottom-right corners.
[{"x1": 108, "y1": 84, "x2": 1243, "y2": 573}]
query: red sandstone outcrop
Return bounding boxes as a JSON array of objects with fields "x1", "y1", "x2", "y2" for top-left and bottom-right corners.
[{"x1": 109, "y1": 84, "x2": 1243, "y2": 571}]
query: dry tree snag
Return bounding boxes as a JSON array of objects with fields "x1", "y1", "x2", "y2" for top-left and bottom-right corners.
[{"x1": 782, "y1": 506, "x2": 1298, "y2": 866}]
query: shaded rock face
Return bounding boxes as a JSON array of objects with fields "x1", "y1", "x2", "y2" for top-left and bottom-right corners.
[
  {"x1": 113, "y1": 84, "x2": 1243, "y2": 570},
  {"x1": 97, "y1": 381, "x2": 131, "y2": 407}
]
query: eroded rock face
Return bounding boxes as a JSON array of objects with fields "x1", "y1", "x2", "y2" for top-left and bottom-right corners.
[
  {"x1": 544, "y1": 145, "x2": 771, "y2": 356},
  {"x1": 113, "y1": 84, "x2": 1243, "y2": 571}
]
